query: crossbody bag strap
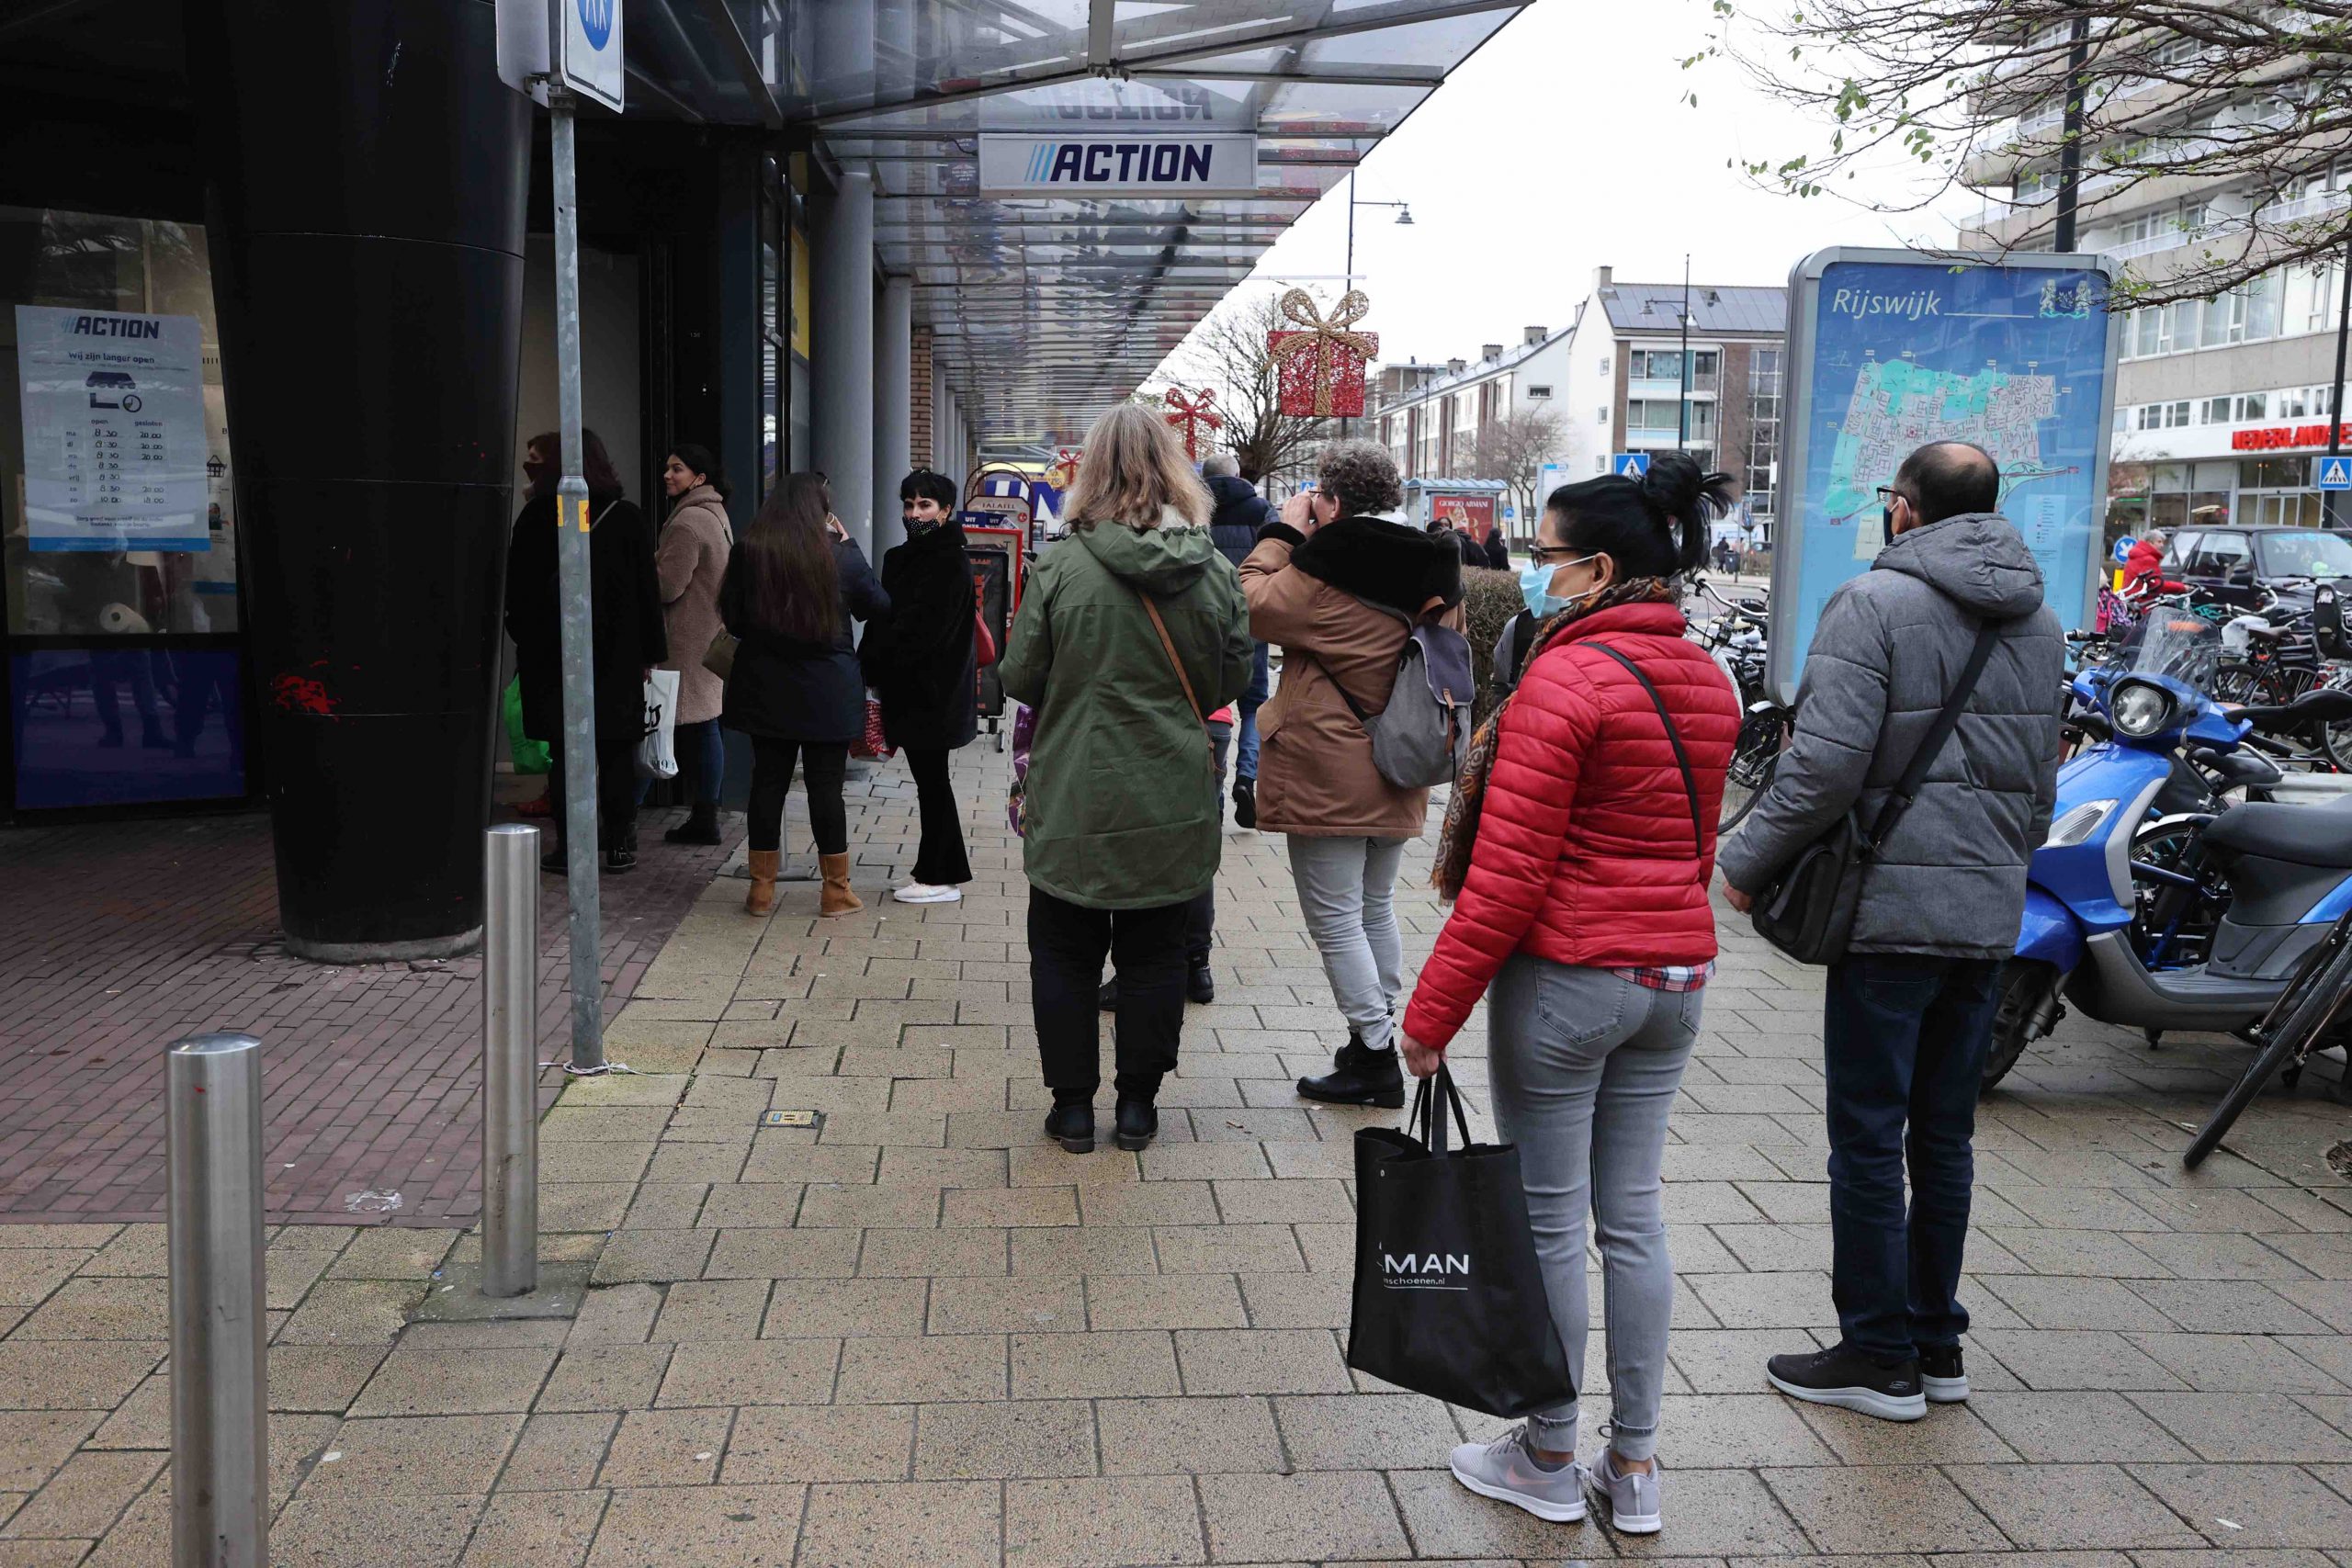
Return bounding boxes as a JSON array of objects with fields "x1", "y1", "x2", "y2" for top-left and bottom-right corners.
[
  {"x1": 1136, "y1": 592, "x2": 1206, "y2": 729},
  {"x1": 1864, "y1": 618, "x2": 2003, "y2": 854},
  {"x1": 1589, "y1": 643, "x2": 1704, "y2": 870}
]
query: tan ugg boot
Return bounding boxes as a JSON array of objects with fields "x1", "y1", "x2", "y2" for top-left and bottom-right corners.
[
  {"x1": 745, "y1": 850, "x2": 780, "y2": 916},
  {"x1": 819, "y1": 852, "x2": 862, "y2": 918}
]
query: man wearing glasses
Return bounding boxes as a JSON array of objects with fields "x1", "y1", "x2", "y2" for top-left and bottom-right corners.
[{"x1": 1717, "y1": 441, "x2": 2064, "y2": 1424}]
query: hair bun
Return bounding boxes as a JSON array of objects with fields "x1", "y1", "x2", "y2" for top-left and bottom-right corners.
[{"x1": 1637, "y1": 450, "x2": 1735, "y2": 529}]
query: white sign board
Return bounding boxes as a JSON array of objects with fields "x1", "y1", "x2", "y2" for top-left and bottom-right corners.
[
  {"x1": 15, "y1": 305, "x2": 208, "y2": 552},
  {"x1": 977, "y1": 134, "x2": 1258, "y2": 197},
  {"x1": 495, "y1": 0, "x2": 621, "y2": 111}
]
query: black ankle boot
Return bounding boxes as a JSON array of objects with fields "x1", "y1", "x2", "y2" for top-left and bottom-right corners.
[
  {"x1": 1045, "y1": 1100, "x2": 1095, "y2": 1154},
  {"x1": 1114, "y1": 1095, "x2": 1159, "y2": 1152},
  {"x1": 604, "y1": 844, "x2": 638, "y2": 874},
  {"x1": 1186, "y1": 962, "x2": 1215, "y2": 1006},
  {"x1": 665, "y1": 804, "x2": 722, "y2": 845},
  {"x1": 1097, "y1": 978, "x2": 1118, "y2": 1011},
  {"x1": 1295, "y1": 1032, "x2": 1405, "y2": 1108}
]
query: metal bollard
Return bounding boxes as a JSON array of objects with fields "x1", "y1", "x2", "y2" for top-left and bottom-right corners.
[
  {"x1": 481, "y1": 823, "x2": 540, "y2": 1297},
  {"x1": 167, "y1": 1032, "x2": 268, "y2": 1568}
]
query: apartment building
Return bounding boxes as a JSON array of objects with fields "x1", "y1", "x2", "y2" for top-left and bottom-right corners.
[
  {"x1": 1554, "y1": 267, "x2": 1787, "y2": 540},
  {"x1": 1960, "y1": 17, "x2": 2350, "y2": 533},
  {"x1": 1366, "y1": 323, "x2": 1573, "y2": 482}
]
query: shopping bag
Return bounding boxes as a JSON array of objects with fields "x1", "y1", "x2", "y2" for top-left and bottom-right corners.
[
  {"x1": 502, "y1": 677, "x2": 549, "y2": 775},
  {"x1": 1006, "y1": 702, "x2": 1036, "y2": 837},
  {"x1": 638, "y1": 669, "x2": 681, "y2": 779},
  {"x1": 1346, "y1": 1066, "x2": 1577, "y2": 1418},
  {"x1": 853, "y1": 694, "x2": 894, "y2": 761}
]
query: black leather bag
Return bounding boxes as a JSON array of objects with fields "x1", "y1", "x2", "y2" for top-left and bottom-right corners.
[{"x1": 1751, "y1": 620, "x2": 2002, "y2": 964}]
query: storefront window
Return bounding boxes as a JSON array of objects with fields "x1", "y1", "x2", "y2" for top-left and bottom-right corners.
[{"x1": 2, "y1": 206, "x2": 244, "y2": 809}]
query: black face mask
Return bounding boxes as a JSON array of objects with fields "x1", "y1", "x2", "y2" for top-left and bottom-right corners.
[{"x1": 905, "y1": 516, "x2": 941, "y2": 536}]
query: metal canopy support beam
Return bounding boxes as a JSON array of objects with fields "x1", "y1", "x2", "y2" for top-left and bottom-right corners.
[
  {"x1": 814, "y1": 167, "x2": 878, "y2": 554},
  {"x1": 1133, "y1": 67, "x2": 1446, "y2": 87},
  {"x1": 625, "y1": 64, "x2": 707, "y2": 123},
  {"x1": 695, "y1": 0, "x2": 783, "y2": 127},
  {"x1": 1087, "y1": 0, "x2": 1115, "y2": 68},
  {"x1": 874, "y1": 274, "x2": 914, "y2": 560}
]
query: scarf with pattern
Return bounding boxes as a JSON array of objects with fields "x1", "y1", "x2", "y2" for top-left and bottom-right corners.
[{"x1": 1432, "y1": 575, "x2": 1682, "y2": 902}]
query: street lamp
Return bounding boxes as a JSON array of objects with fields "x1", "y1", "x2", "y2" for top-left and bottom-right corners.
[{"x1": 1341, "y1": 173, "x2": 1411, "y2": 437}]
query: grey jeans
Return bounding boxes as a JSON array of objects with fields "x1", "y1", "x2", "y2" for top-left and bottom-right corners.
[
  {"x1": 1488, "y1": 956, "x2": 1701, "y2": 1461},
  {"x1": 1285, "y1": 835, "x2": 1408, "y2": 1050}
]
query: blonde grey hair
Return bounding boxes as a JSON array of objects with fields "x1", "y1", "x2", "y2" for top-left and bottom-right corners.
[
  {"x1": 1202, "y1": 451, "x2": 1240, "y2": 479},
  {"x1": 1064, "y1": 403, "x2": 1212, "y2": 530}
]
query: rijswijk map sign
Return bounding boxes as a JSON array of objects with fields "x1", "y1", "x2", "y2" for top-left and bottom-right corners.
[{"x1": 1766, "y1": 249, "x2": 2119, "y2": 703}]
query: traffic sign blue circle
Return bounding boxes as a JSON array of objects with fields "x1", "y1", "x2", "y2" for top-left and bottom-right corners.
[{"x1": 578, "y1": 0, "x2": 614, "y2": 49}]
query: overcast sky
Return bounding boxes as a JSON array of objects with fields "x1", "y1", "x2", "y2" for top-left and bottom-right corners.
[{"x1": 1161, "y1": 0, "x2": 1973, "y2": 376}]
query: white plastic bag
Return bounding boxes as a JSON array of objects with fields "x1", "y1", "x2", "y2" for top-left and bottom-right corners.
[{"x1": 639, "y1": 669, "x2": 681, "y2": 778}]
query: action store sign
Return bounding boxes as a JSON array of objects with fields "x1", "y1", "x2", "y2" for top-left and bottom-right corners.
[{"x1": 15, "y1": 305, "x2": 208, "y2": 552}]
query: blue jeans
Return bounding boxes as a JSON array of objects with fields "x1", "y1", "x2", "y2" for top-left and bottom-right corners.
[
  {"x1": 1489, "y1": 959, "x2": 1700, "y2": 1461},
  {"x1": 1822, "y1": 953, "x2": 2002, "y2": 1361},
  {"x1": 1235, "y1": 641, "x2": 1271, "y2": 782}
]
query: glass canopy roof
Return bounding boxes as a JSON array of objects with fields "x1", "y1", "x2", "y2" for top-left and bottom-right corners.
[{"x1": 628, "y1": 1, "x2": 1528, "y2": 446}]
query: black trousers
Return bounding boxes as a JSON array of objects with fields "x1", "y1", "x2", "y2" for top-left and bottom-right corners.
[
  {"x1": 547, "y1": 732, "x2": 641, "y2": 850},
  {"x1": 747, "y1": 738, "x2": 850, "y2": 854},
  {"x1": 1029, "y1": 887, "x2": 1188, "y2": 1101},
  {"x1": 905, "y1": 745, "x2": 971, "y2": 886}
]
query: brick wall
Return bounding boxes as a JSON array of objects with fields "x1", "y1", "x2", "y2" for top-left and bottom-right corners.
[{"x1": 910, "y1": 324, "x2": 933, "y2": 468}]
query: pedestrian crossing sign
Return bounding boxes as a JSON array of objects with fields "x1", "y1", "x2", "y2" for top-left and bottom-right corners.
[
  {"x1": 1612, "y1": 453, "x2": 1651, "y2": 479},
  {"x1": 2316, "y1": 456, "x2": 2352, "y2": 491}
]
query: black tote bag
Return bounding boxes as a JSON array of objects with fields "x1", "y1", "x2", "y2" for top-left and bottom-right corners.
[{"x1": 1346, "y1": 1067, "x2": 1576, "y2": 1418}]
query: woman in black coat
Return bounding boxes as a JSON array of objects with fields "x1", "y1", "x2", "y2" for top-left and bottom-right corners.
[
  {"x1": 722, "y1": 473, "x2": 888, "y2": 918},
  {"x1": 504, "y1": 428, "x2": 667, "y2": 874},
  {"x1": 862, "y1": 468, "x2": 978, "y2": 904}
]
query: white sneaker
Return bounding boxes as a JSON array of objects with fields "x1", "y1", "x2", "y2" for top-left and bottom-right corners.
[
  {"x1": 893, "y1": 881, "x2": 963, "y2": 904},
  {"x1": 1447, "y1": 1426, "x2": 1588, "y2": 1523}
]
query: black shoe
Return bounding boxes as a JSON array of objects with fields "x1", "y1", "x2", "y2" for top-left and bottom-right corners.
[
  {"x1": 604, "y1": 846, "x2": 638, "y2": 875},
  {"x1": 1045, "y1": 1102, "x2": 1094, "y2": 1154},
  {"x1": 1114, "y1": 1096, "x2": 1158, "y2": 1152},
  {"x1": 664, "y1": 805, "x2": 722, "y2": 845},
  {"x1": 1232, "y1": 777, "x2": 1257, "y2": 829},
  {"x1": 1187, "y1": 962, "x2": 1216, "y2": 1006},
  {"x1": 1920, "y1": 1344, "x2": 1968, "y2": 1404},
  {"x1": 1766, "y1": 1344, "x2": 1926, "y2": 1422},
  {"x1": 1296, "y1": 1033, "x2": 1405, "y2": 1109},
  {"x1": 541, "y1": 847, "x2": 567, "y2": 874},
  {"x1": 1098, "y1": 979, "x2": 1118, "y2": 1011}
]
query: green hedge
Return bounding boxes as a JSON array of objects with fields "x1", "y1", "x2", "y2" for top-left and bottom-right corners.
[{"x1": 1462, "y1": 567, "x2": 1522, "y2": 728}]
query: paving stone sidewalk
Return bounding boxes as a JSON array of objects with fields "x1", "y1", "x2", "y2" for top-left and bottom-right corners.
[{"x1": 6, "y1": 743, "x2": 2351, "y2": 1565}]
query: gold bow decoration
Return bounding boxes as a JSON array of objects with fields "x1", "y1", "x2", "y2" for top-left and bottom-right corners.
[
  {"x1": 1268, "y1": 288, "x2": 1379, "y2": 419},
  {"x1": 1044, "y1": 447, "x2": 1082, "y2": 491},
  {"x1": 1162, "y1": 387, "x2": 1224, "y2": 459}
]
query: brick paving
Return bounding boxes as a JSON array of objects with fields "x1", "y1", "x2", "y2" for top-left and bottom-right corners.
[
  {"x1": 6, "y1": 742, "x2": 2352, "y2": 1564},
  {"x1": 0, "y1": 796, "x2": 752, "y2": 1226}
]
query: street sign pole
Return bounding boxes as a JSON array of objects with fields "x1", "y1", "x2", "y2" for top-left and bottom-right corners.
[
  {"x1": 2324, "y1": 231, "x2": 2351, "y2": 533},
  {"x1": 549, "y1": 90, "x2": 603, "y2": 1071}
]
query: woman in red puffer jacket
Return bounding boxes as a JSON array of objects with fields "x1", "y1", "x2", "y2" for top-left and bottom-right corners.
[{"x1": 1400, "y1": 452, "x2": 1736, "y2": 1531}]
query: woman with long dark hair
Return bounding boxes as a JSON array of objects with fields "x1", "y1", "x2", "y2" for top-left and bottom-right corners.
[
  {"x1": 720, "y1": 472, "x2": 888, "y2": 916},
  {"x1": 652, "y1": 442, "x2": 734, "y2": 844},
  {"x1": 504, "y1": 427, "x2": 666, "y2": 874},
  {"x1": 1397, "y1": 451, "x2": 1739, "y2": 1532}
]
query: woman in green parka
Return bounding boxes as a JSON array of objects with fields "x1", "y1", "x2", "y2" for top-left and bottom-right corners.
[{"x1": 999, "y1": 402, "x2": 1254, "y2": 1155}]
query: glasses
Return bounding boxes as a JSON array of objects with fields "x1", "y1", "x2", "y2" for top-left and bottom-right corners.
[
  {"x1": 1528, "y1": 543, "x2": 1585, "y2": 565},
  {"x1": 1875, "y1": 485, "x2": 1906, "y2": 508}
]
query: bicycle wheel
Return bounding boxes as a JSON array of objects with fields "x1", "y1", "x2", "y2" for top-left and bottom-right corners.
[
  {"x1": 2210, "y1": 661, "x2": 2263, "y2": 705},
  {"x1": 2184, "y1": 921, "x2": 2352, "y2": 1168},
  {"x1": 1719, "y1": 706, "x2": 1788, "y2": 831}
]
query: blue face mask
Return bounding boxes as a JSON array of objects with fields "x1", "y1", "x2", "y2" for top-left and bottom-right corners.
[{"x1": 1520, "y1": 554, "x2": 1597, "y2": 618}]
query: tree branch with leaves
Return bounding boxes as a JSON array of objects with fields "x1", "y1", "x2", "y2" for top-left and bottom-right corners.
[{"x1": 1687, "y1": 0, "x2": 2352, "y2": 306}]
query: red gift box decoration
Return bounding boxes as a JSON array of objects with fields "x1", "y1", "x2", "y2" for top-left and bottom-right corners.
[
  {"x1": 1163, "y1": 387, "x2": 1223, "y2": 459},
  {"x1": 1269, "y1": 288, "x2": 1377, "y2": 419}
]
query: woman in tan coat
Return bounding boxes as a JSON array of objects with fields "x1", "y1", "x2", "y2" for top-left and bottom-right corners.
[
  {"x1": 653, "y1": 444, "x2": 735, "y2": 845},
  {"x1": 1241, "y1": 440, "x2": 1464, "y2": 1110}
]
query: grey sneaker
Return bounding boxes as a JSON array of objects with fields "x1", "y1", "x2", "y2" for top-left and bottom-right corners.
[
  {"x1": 1578, "y1": 1439, "x2": 1662, "y2": 1535},
  {"x1": 1447, "y1": 1425, "x2": 1588, "y2": 1523}
]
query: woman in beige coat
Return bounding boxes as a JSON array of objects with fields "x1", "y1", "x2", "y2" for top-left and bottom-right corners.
[
  {"x1": 654, "y1": 444, "x2": 735, "y2": 844},
  {"x1": 1240, "y1": 439, "x2": 1464, "y2": 1109}
]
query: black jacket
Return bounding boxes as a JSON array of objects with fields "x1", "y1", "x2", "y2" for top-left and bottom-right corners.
[
  {"x1": 505, "y1": 491, "x2": 667, "y2": 746},
  {"x1": 864, "y1": 521, "x2": 979, "y2": 750},
  {"x1": 1205, "y1": 474, "x2": 1270, "y2": 569},
  {"x1": 1483, "y1": 530, "x2": 1510, "y2": 571},
  {"x1": 720, "y1": 538, "x2": 889, "y2": 744}
]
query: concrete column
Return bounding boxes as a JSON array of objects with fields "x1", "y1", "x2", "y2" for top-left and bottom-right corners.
[
  {"x1": 873, "y1": 273, "x2": 912, "y2": 560},
  {"x1": 933, "y1": 382, "x2": 954, "y2": 474},
  {"x1": 812, "y1": 168, "x2": 875, "y2": 554}
]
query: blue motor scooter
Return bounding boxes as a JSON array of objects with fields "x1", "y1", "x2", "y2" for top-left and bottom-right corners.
[{"x1": 1984, "y1": 615, "x2": 2352, "y2": 1090}]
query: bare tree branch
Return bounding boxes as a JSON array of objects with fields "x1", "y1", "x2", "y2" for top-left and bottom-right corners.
[
  {"x1": 1692, "y1": 0, "x2": 2352, "y2": 305},
  {"x1": 1170, "y1": 288, "x2": 1332, "y2": 484},
  {"x1": 1466, "y1": 408, "x2": 1568, "y2": 535}
]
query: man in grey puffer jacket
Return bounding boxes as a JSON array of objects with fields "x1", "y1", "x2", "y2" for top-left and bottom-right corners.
[{"x1": 1719, "y1": 441, "x2": 2064, "y2": 1422}]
